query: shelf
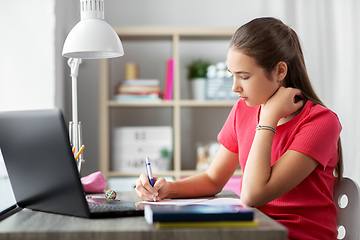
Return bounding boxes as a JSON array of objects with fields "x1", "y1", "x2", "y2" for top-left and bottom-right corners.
[
  {"x1": 108, "y1": 170, "x2": 243, "y2": 178},
  {"x1": 108, "y1": 171, "x2": 177, "y2": 178},
  {"x1": 177, "y1": 100, "x2": 236, "y2": 107},
  {"x1": 108, "y1": 100, "x2": 237, "y2": 107},
  {"x1": 108, "y1": 100, "x2": 175, "y2": 107},
  {"x1": 99, "y1": 27, "x2": 239, "y2": 182}
]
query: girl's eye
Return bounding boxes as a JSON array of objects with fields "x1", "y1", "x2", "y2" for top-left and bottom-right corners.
[{"x1": 241, "y1": 77, "x2": 249, "y2": 80}]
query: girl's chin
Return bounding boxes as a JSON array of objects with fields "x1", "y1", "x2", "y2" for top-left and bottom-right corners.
[{"x1": 243, "y1": 101, "x2": 260, "y2": 107}]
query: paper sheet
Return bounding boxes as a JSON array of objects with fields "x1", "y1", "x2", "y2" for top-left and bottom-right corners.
[
  {"x1": 200, "y1": 198, "x2": 243, "y2": 206},
  {"x1": 139, "y1": 198, "x2": 243, "y2": 206}
]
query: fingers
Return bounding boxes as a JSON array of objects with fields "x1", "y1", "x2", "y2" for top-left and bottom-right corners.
[
  {"x1": 264, "y1": 87, "x2": 306, "y2": 120},
  {"x1": 135, "y1": 173, "x2": 159, "y2": 201},
  {"x1": 296, "y1": 90, "x2": 305, "y2": 100},
  {"x1": 279, "y1": 87, "x2": 304, "y2": 106},
  {"x1": 287, "y1": 88, "x2": 306, "y2": 117},
  {"x1": 280, "y1": 87, "x2": 302, "y2": 99},
  {"x1": 290, "y1": 88, "x2": 305, "y2": 107},
  {"x1": 153, "y1": 177, "x2": 166, "y2": 192},
  {"x1": 295, "y1": 99, "x2": 305, "y2": 108}
]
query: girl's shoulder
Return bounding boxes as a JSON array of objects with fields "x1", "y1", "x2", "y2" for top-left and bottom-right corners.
[
  {"x1": 301, "y1": 101, "x2": 341, "y2": 128},
  {"x1": 305, "y1": 101, "x2": 339, "y2": 119}
]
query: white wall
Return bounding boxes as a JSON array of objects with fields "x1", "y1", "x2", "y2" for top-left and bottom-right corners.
[
  {"x1": 0, "y1": 1, "x2": 56, "y2": 179},
  {"x1": 0, "y1": 1, "x2": 56, "y2": 111}
]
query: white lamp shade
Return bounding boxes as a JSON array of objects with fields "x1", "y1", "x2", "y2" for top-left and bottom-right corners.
[{"x1": 62, "y1": 18, "x2": 124, "y2": 59}]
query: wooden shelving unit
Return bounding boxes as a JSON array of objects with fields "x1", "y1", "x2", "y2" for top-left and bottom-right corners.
[{"x1": 99, "y1": 27, "x2": 242, "y2": 181}]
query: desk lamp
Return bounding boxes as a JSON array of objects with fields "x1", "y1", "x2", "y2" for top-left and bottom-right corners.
[{"x1": 62, "y1": 0, "x2": 124, "y2": 172}]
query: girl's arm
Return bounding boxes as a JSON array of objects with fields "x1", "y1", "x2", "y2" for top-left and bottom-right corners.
[
  {"x1": 135, "y1": 145, "x2": 239, "y2": 201},
  {"x1": 241, "y1": 86, "x2": 318, "y2": 207},
  {"x1": 241, "y1": 133, "x2": 318, "y2": 207}
]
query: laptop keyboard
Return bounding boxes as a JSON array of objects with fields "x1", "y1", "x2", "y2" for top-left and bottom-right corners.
[{"x1": 88, "y1": 201, "x2": 134, "y2": 213}]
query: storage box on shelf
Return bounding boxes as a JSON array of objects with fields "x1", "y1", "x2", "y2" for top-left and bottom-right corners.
[{"x1": 99, "y1": 27, "x2": 242, "y2": 182}]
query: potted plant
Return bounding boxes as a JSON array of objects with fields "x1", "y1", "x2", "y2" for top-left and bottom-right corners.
[{"x1": 187, "y1": 59, "x2": 212, "y2": 100}]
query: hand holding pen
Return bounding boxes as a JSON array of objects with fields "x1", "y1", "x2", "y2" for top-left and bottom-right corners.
[
  {"x1": 145, "y1": 157, "x2": 156, "y2": 202},
  {"x1": 135, "y1": 157, "x2": 172, "y2": 201}
]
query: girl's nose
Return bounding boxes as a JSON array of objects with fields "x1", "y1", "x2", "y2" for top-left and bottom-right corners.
[{"x1": 232, "y1": 80, "x2": 242, "y2": 93}]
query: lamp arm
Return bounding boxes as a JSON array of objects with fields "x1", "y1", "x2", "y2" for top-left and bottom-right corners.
[
  {"x1": 67, "y1": 58, "x2": 84, "y2": 173},
  {"x1": 68, "y1": 58, "x2": 83, "y2": 78}
]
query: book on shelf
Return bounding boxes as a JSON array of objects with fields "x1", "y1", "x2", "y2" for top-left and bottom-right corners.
[
  {"x1": 122, "y1": 79, "x2": 160, "y2": 86},
  {"x1": 154, "y1": 220, "x2": 258, "y2": 229},
  {"x1": 163, "y1": 58, "x2": 174, "y2": 101},
  {"x1": 144, "y1": 204, "x2": 254, "y2": 224},
  {"x1": 117, "y1": 85, "x2": 160, "y2": 94},
  {"x1": 113, "y1": 94, "x2": 162, "y2": 102},
  {"x1": 114, "y1": 79, "x2": 162, "y2": 102}
]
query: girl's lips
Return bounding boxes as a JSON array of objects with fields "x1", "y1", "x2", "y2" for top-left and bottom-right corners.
[{"x1": 239, "y1": 97, "x2": 247, "y2": 101}]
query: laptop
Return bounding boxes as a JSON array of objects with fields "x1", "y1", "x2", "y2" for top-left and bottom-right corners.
[
  {"x1": 0, "y1": 109, "x2": 144, "y2": 218},
  {"x1": 0, "y1": 174, "x2": 17, "y2": 220}
]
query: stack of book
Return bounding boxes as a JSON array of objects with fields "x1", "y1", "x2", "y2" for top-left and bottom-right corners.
[
  {"x1": 144, "y1": 204, "x2": 258, "y2": 229},
  {"x1": 114, "y1": 79, "x2": 162, "y2": 102}
]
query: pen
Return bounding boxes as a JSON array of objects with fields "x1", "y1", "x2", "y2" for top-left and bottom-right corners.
[
  {"x1": 145, "y1": 157, "x2": 156, "y2": 202},
  {"x1": 75, "y1": 145, "x2": 85, "y2": 161}
]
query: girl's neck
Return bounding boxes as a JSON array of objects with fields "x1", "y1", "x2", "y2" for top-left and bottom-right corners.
[{"x1": 277, "y1": 108, "x2": 302, "y2": 125}]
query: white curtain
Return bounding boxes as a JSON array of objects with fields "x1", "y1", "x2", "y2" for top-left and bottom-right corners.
[{"x1": 268, "y1": 0, "x2": 360, "y2": 186}]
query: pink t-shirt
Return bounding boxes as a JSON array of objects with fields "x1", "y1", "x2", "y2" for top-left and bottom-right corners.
[{"x1": 218, "y1": 100, "x2": 342, "y2": 240}]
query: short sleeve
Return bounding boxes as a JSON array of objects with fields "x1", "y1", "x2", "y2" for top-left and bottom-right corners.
[
  {"x1": 288, "y1": 107, "x2": 342, "y2": 169},
  {"x1": 217, "y1": 101, "x2": 239, "y2": 153}
]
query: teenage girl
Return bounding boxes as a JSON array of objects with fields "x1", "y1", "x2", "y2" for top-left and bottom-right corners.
[{"x1": 135, "y1": 17, "x2": 342, "y2": 240}]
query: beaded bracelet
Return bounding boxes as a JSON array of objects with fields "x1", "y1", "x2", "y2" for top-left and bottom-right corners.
[{"x1": 256, "y1": 124, "x2": 276, "y2": 134}]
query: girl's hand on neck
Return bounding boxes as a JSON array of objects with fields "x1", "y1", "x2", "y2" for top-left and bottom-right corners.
[{"x1": 259, "y1": 86, "x2": 305, "y2": 126}]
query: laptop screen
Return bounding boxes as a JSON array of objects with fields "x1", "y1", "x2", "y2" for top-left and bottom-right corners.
[
  {"x1": 0, "y1": 109, "x2": 91, "y2": 218},
  {"x1": 0, "y1": 167, "x2": 16, "y2": 217}
]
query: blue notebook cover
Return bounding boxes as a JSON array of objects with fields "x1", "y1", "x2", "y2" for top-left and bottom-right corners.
[{"x1": 144, "y1": 204, "x2": 254, "y2": 223}]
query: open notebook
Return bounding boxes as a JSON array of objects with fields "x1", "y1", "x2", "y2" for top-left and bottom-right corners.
[{"x1": 0, "y1": 109, "x2": 143, "y2": 218}]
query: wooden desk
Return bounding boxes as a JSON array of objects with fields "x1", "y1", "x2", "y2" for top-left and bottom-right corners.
[{"x1": 0, "y1": 190, "x2": 287, "y2": 240}]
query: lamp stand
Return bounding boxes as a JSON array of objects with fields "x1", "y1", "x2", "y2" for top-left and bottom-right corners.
[{"x1": 68, "y1": 58, "x2": 84, "y2": 173}]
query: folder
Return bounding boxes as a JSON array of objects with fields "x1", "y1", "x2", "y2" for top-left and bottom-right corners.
[{"x1": 155, "y1": 220, "x2": 258, "y2": 228}]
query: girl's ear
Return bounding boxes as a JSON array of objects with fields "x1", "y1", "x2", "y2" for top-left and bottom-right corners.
[{"x1": 275, "y1": 61, "x2": 288, "y2": 82}]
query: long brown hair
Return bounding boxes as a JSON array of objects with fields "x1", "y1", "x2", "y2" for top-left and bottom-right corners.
[{"x1": 230, "y1": 17, "x2": 343, "y2": 184}]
